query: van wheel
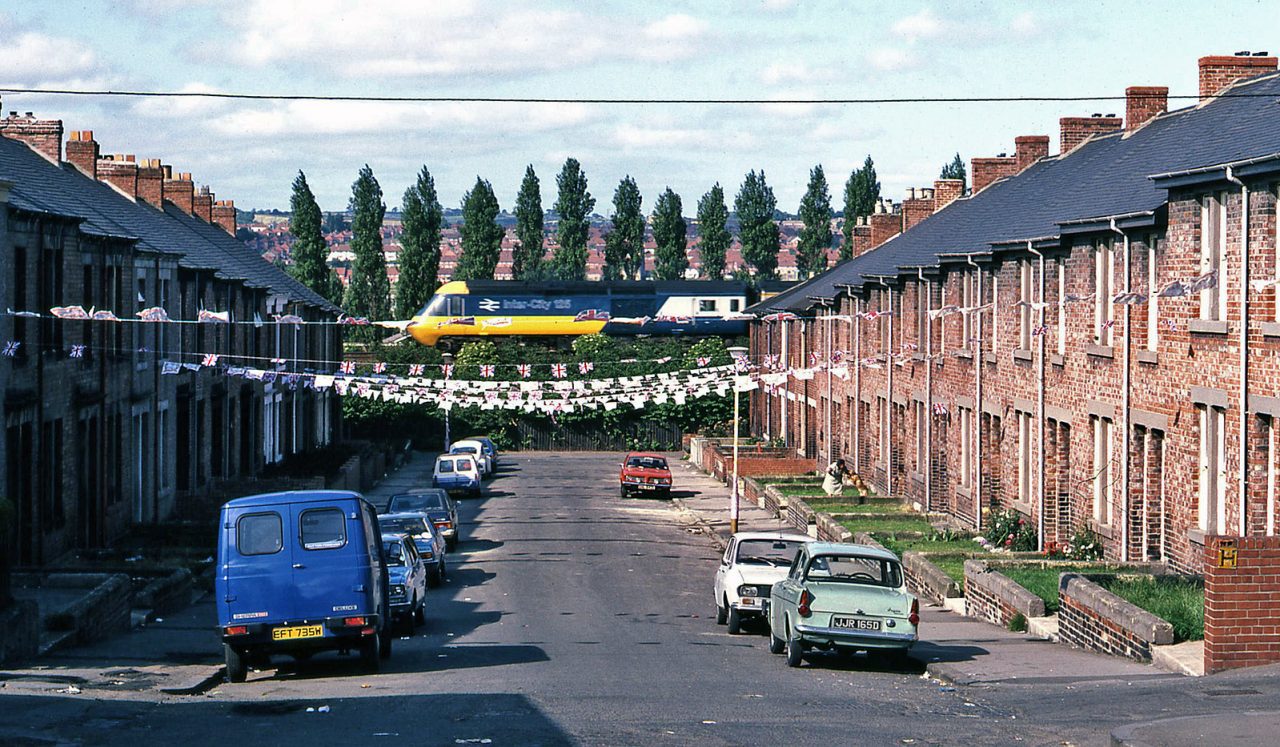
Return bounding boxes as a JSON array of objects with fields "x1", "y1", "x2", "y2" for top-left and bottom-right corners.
[
  {"x1": 361, "y1": 634, "x2": 380, "y2": 672},
  {"x1": 225, "y1": 644, "x2": 247, "y2": 683},
  {"x1": 727, "y1": 607, "x2": 742, "y2": 635}
]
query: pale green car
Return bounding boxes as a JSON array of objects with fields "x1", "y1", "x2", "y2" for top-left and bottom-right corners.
[{"x1": 767, "y1": 542, "x2": 919, "y2": 667}]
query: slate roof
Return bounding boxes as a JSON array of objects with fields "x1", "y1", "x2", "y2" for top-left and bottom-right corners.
[
  {"x1": 0, "y1": 134, "x2": 338, "y2": 313},
  {"x1": 752, "y1": 70, "x2": 1280, "y2": 315}
]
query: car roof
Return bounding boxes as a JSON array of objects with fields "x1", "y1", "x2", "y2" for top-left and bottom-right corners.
[
  {"x1": 380, "y1": 532, "x2": 411, "y2": 543},
  {"x1": 451, "y1": 439, "x2": 483, "y2": 447},
  {"x1": 804, "y1": 542, "x2": 900, "y2": 561},
  {"x1": 465, "y1": 436, "x2": 495, "y2": 444},
  {"x1": 390, "y1": 489, "x2": 448, "y2": 498},
  {"x1": 625, "y1": 452, "x2": 667, "y2": 460},
  {"x1": 378, "y1": 512, "x2": 431, "y2": 522},
  {"x1": 436, "y1": 453, "x2": 472, "y2": 461},
  {"x1": 732, "y1": 531, "x2": 814, "y2": 543},
  {"x1": 223, "y1": 490, "x2": 362, "y2": 510}
]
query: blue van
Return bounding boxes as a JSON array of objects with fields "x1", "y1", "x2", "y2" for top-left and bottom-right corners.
[{"x1": 215, "y1": 490, "x2": 393, "y2": 681}]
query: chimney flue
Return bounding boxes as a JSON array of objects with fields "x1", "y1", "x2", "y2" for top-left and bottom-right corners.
[
  {"x1": 66, "y1": 130, "x2": 100, "y2": 179},
  {"x1": 1125, "y1": 86, "x2": 1168, "y2": 131},
  {"x1": 1060, "y1": 114, "x2": 1122, "y2": 153},
  {"x1": 1015, "y1": 135, "x2": 1050, "y2": 172},
  {"x1": 0, "y1": 111, "x2": 64, "y2": 163},
  {"x1": 1199, "y1": 54, "x2": 1278, "y2": 101}
]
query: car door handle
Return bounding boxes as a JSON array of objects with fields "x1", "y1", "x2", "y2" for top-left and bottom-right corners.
[{"x1": 292, "y1": 563, "x2": 306, "y2": 569}]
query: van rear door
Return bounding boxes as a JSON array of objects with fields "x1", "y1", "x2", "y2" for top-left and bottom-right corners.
[
  {"x1": 290, "y1": 502, "x2": 372, "y2": 620},
  {"x1": 222, "y1": 506, "x2": 296, "y2": 625}
]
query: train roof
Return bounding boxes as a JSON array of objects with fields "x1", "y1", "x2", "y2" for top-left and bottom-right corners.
[{"x1": 443, "y1": 279, "x2": 749, "y2": 296}]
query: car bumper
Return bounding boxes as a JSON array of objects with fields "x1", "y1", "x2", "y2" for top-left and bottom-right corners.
[
  {"x1": 793, "y1": 622, "x2": 916, "y2": 649},
  {"x1": 438, "y1": 528, "x2": 457, "y2": 538},
  {"x1": 730, "y1": 597, "x2": 768, "y2": 615}
]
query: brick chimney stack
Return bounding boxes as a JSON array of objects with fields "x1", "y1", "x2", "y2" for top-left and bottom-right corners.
[
  {"x1": 98, "y1": 154, "x2": 139, "y2": 199},
  {"x1": 933, "y1": 178, "x2": 964, "y2": 211},
  {"x1": 212, "y1": 199, "x2": 237, "y2": 235},
  {"x1": 1199, "y1": 53, "x2": 1278, "y2": 101},
  {"x1": 902, "y1": 187, "x2": 936, "y2": 231},
  {"x1": 194, "y1": 186, "x2": 214, "y2": 223},
  {"x1": 848, "y1": 216, "x2": 872, "y2": 258},
  {"x1": 0, "y1": 110, "x2": 64, "y2": 163},
  {"x1": 165, "y1": 169, "x2": 195, "y2": 214},
  {"x1": 1015, "y1": 135, "x2": 1050, "y2": 172},
  {"x1": 1060, "y1": 114, "x2": 1122, "y2": 154},
  {"x1": 971, "y1": 155, "x2": 1017, "y2": 194},
  {"x1": 66, "y1": 130, "x2": 99, "y2": 179},
  {"x1": 137, "y1": 158, "x2": 166, "y2": 208},
  {"x1": 868, "y1": 199, "x2": 901, "y2": 249},
  {"x1": 1125, "y1": 86, "x2": 1168, "y2": 131}
]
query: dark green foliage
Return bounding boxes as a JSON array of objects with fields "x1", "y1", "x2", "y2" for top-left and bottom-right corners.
[
  {"x1": 939, "y1": 152, "x2": 967, "y2": 192},
  {"x1": 602, "y1": 176, "x2": 644, "y2": 280},
  {"x1": 1100, "y1": 576, "x2": 1204, "y2": 642},
  {"x1": 696, "y1": 183, "x2": 730, "y2": 280},
  {"x1": 343, "y1": 165, "x2": 391, "y2": 323},
  {"x1": 322, "y1": 212, "x2": 348, "y2": 233},
  {"x1": 734, "y1": 170, "x2": 779, "y2": 280},
  {"x1": 512, "y1": 165, "x2": 546, "y2": 280},
  {"x1": 840, "y1": 155, "x2": 881, "y2": 261},
  {"x1": 395, "y1": 166, "x2": 443, "y2": 319},
  {"x1": 288, "y1": 171, "x2": 342, "y2": 303},
  {"x1": 456, "y1": 177, "x2": 503, "y2": 280},
  {"x1": 651, "y1": 188, "x2": 687, "y2": 280},
  {"x1": 1007, "y1": 612, "x2": 1027, "y2": 632},
  {"x1": 796, "y1": 164, "x2": 832, "y2": 279},
  {"x1": 987, "y1": 507, "x2": 1038, "y2": 551},
  {"x1": 552, "y1": 157, "x2": 595, "y2": 281}
]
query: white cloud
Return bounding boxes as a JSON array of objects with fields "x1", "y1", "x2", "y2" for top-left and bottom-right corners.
[
  {"x1": 760, "y1": 61, "x2": 836, "y2": 86},
  {"x1": 760, "y1": 0, "x2": 798, "y2": 10},
  {"x1": 866, "y1": 47, "x2": 917, "y2": 73},
  {"x1": 612, "y1": 123, "x2": 732, "y2": 150},
  {"x1": 1010, "y1": 11, "x2": 1040, "y2": 38},
  {"x1": 892, "y1": 8, "x2": 945, "y2": 42},
  {"x1": 0, "y1": 28, "x2": 101, "y2": 83}
]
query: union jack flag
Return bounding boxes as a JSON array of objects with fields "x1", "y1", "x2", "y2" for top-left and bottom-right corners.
[
  {"x1": 339, "y1": 360, "x2": 356, "y2": 374},
  {"x1": 765, "y1": 354, "x2": 779, "y2": 368},
  {"x1": 408, "y1": 364, "x2": 425, "y2": 376},
  {"x1": 338, "y1": 315, "x2": 371, "y2": 326},
  {"x1": 51, "y1": 305, "x2": 90, "y2": 319},
  {"x1": 932, "y1": 402, "x2": 949, "y2": 416},
  {"x1": 442, "y1": 364, "x2": 454, "y2": 378},
  {"x1": 136, "y1": 307, "x2": 170, "y2": 322},
  {"x1": 270, "y1": 357, "x2": 287, "y2": 366},
  {"x1": 517, "y1": 364, "x2": 532, "y2": 378},
  {"x1": 197, "y1": 309, "x2": 228, "y2": 323},
  {"x1": 1160, "y1": 318, "x2": 1178, "y2": 330},
  {"x1": 1032, "y1": 324, "x2": 1049, "y2": 337},
  {"x1": 202, "y1": 353, "x2": 219, "y2": 367},
  {"x1": 578, "y1": 361, "x2": 594, "y2": 374},
  {"x1": 551, "y1": 363, "x2": 567, "y2": 379},
  {"x1": 808, "y1": 352, "x2": 822, "y2": 366},
  {"x1": 696, "y1": 356, "x2": 711, "y2": 367},
  {"x1": 761, "y1": 312, "x2": 798, "y2": 322},
  {"x1": 2, "y1": 341, "x2": 20, "y2": 357},
  {"x1": 1102, "y1": 319, "x2": 1116, "y2": 330},
  {"x1": 830, "y1": 350, "x2": 845, "y2": 364},
  {"x1": 273, "y1": 314, "x2": 304, "y2": 325},
  {"x1": 69, "y1": 344, "x2": 85, "y2": 358},
  {"x1": 480, "y1": 364, "x2": 495, "y2": 378},
  {"x1": 574, "y1": 309, "x2": 611, "y2": 322},
  {"x1": 373, "y1": 362, "x2": 387, "y2": 373}
]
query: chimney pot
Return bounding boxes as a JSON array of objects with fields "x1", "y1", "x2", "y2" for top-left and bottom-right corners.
[
  {"x1": 66, "y1": 127, "x2": 100, "y2": 179},
  {"x1": 24, "y1": 111, "x2": 32, "y2": 117}
]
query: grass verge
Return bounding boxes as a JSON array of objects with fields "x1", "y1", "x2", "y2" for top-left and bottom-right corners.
[
  {"x1": 1099, "y1": 576, "x2": 1205, "y2": 642},
  {"x1": 838, "y1": 515, "x2": 934, "y2": 536},
  {"x1": 997, "y1": 563, "x2": 1123, "y2": 614}
]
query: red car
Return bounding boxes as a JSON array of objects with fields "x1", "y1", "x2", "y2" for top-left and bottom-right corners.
[{"x1": 619, "y1": 452, "x2": 673, "y2": 498}]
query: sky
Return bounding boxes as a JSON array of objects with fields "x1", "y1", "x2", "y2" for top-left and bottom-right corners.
[{"x1": 2, "y1": 0, "x2": 1277, "y2": 215}]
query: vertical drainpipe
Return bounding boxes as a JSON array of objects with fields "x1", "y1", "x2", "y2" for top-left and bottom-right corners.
[
  {"x1": 880, "y1": 278, "x2": 894, "y2": 497},
  {"x1": 920, "y1": 269, "x2": 933, "y2": 512},
  {"x1": 780, "y1": 320, "x2": 789, "y2": 445},
  {"x1": 968, "y1": 254, "x2": 984, "y2": 530},
  {"x1": 1110, "y1": 218, "x2": 1131, "y2": 560},
  {"x1": 764, "y1": 323, "x2": 773, "y2": 441},
  {"x1": 825, "y1": 306, "x2": 834, "y2": 465},
  {"x1": 1028, "y1": 242, "x2": 1047, "y2": 552},
  {"x1": 853, "y1": 294, "x2": 862, "y2": 474},
  {"x1": 1226, "y1": 166, "x2": 1249, "y2": 537}
]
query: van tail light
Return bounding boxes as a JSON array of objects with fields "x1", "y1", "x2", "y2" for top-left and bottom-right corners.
[
  {"x1": 798, "y1": 590, "x2": 813, "y2": 618},
  {"x1": 343, "y1": 617, "x2": 368, "y2": 627},
  {"x1": 361, "y1": 626, "x2": 376, "y2": 636},
  {"x1": 908, "y1": 599, "x2": 920, "y2": 627},
  {"x1": 225, "y1": 625, "x2": 248, "y2": 636}
]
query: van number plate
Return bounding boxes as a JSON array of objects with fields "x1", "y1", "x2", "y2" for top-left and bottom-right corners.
[{"x1": 272, "y1": 625, "x2": 324, "y2": 641}]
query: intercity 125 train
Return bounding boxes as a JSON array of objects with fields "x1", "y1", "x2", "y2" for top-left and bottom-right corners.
[{"x1": 408, "y1": 280, "x2": 753, "y2": 348}]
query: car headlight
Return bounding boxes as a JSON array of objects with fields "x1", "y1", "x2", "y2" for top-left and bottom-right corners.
[
  {"x1": 738, "y1": 584, "x2": 758, "y2": 597},
  {"x1": 624, "y1": 476, "x2": 641, "y2": 483},
  {"x1": 658, "y1": 478, "x2": 671, "y2": 485},
  {"x1": 390, "y1": 584, "x2": 405, "y2": 596}
]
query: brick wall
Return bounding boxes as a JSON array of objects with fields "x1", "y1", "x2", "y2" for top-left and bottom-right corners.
[
  {"x1": 1204, "y1": 535, "x2": 1280, "y2": 673},
  {"x1": 1059, "y1": 116, "x2": 1122, "y2": 154},
  {"x1": 963, "y1": 559, "x2": 1046, "y2": 627},
  {"x1": 1058, "y1": 573, "x2": 1174, "y2": 663}
]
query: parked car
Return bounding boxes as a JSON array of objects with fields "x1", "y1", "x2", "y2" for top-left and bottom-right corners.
[
  {"x1": 434, "y1": 453, "x2": 482, "y2": 496},
  {"x1": 619, "y1": 452, "x2": 672, "y2": 498},
  {"x1": 382, "y1": 533, "x2": 428, "y2": 633},
  {"x1": 767, "y1": 542, "x2": 919, "y2": 668},
  {"x1": 215, "y1": 490, "x2": 393, "y2": 682},
  {"x1": 450, "y1": 439, "x2": 492, "y2": 476},
  {"x1": 377, "y1": 512, "x2": 448, "y2": 587},
  {"x1": 388, "y1": 489, "x2": 460, "y2": 550},
  {"x1": 714, "y1": 531, "x2": 813, "y2": 634},
  {"x1": 466, "y1": 435, "x2": 499, "y2": 471}
]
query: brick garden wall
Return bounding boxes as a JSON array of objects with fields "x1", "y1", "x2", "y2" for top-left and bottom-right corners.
[
  {"x1": 963, "y1": 559, "x2": 1046, "y2": 627},
  {"x1": 1057, "y1": 574, "x2": 1173, "y2": 663},
  {"x1": 1204, "y1": 535, "x2": 1280, "y2": 673}
]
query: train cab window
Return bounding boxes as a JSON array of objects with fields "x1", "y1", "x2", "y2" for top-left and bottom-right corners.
[
  {"x1": 447, "y1": 296, "x2": 465, "y2": 316},
  {"x1": 730, "y1": 299, "x2": 741, "y2": 312},
  {"x1": 698, "y1": 299, "x2": 717, "y2": 313}
]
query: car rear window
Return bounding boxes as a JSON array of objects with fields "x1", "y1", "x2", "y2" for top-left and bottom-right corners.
[
  {"x1": 237, "y1": 512, "x2": 283, "y2": 556},
  {"x1": 806, "y1": 555, "x2": 903, "y2": 588},
  {"x1": 389, "y1": 493, "x2": 445, "y2": 511},
  {"x1": 299, "y1": 508, "x2": 347, "y2": 550},
  {"x1": 381, "y1": 517, "x2": 428, "y2": 535},
  {"x1": 438, "y1": 459, "x2": 455, "y2": 473},
  {"x1": 457, "y1": 458, "x2": 473, "y2": 470},
  {"x1": 382, "y1": 539, "x2": 406, "y2": 566}
]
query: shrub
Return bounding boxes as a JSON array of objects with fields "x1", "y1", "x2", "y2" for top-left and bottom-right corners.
[
  {"x1": 987, "y1": 508, "x2": 1037, "y2": 552},
  {"x1": 1063, "y1": 526, "x2": 1105, "y2": 561},
  {"x1": 1008, "y1": 612, "x2": 1027, "y2": 632}
]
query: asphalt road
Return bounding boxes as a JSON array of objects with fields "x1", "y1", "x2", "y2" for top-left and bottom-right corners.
[{"x1": 6, "y1": 452, "x2": 1280, "y2": 746}]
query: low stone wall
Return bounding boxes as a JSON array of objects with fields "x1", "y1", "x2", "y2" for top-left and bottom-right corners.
[
  {"x1": 815, "y1": 513, "x2": 853, "y2": 543},
  {"x1": 904, "y1": 553, "x2": 963, "y2": 602},
  {"x1": 761, "y1": 486, "x2": 789, "y2": 518},
  {"x1": 851, "y1": 532, "x2": 890, "y2": 552},
  {"x1": 1058, "y1": 574, "x2": 1174, "y2": 663},
  {"x1": 963, "y1": 559, "x2": 1046, "y2": 627},
  {"x1": 786, "y1": 497, "x2": 817, "y2": 536},
  {"x1": 0, "y1": 600, "x2": 40, "y2": 664},
  {"x1": 742, "y1": 477, "x2": 766, "y2": 509},
  {"x1": 134, "y1": 568, "x2": 194, "y2": 616},
  {"x1": 17, "y1": 572, "x2": 133, "y2": 647}
]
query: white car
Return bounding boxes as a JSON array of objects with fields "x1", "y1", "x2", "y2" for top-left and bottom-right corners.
[
  {"x1": 449, "y1": 439, "x2": 492, "y2": 476},
  {"x1": 714, "y1": 531, "x2": 814, "y2": 634}
]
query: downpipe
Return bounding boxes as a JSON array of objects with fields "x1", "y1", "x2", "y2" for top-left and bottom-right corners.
[
  {"x1": 920, "y1": 268, "x2": 933, "y2": 513},
  {"x1": 1029, "y1": 242, "x2": 1047, "y2": 552},
  {"x1": 1110, "y1": 219, "x2": 1131, "y2": 560},
  {"x1": 968, "y1": 254, "x2": 983, "y2": 530},
  {"x1": 1226, "y1": 166, "x2": 1249, "y2": 537}
]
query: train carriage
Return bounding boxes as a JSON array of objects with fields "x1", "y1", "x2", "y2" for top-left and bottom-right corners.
[{"x1": 407, "y1": 280, "x2": 751, "y2": 348}]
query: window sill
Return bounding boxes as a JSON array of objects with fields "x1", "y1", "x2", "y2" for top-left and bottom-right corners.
[
  {"x1": 1085, "y1": 343, "x2": 1114, "y2": 359},
  {"x1": 1049, "y1": 353, "x2": 1065, "y2": 367},
  {"x1": 1189, "y1": 319, "x2": 1228, "y2": 335},
  {"x1": 983, "y1": 351, "x2": 998, "y2": 366},
  {"x1": 910, "y1": 471, "x2": 925, "y2": 486},
  {"x1": 956, "y1": 484, "x2": 973, "y2": 500},
  {"x1": 1090, "y1": 520, "x2": 1117, "y2": 541},
  {"x1": 1261, "y1": 322, "x2": 1280, "y2": 338},
  {"x1": 1012, "y1": 348, "x2": 1033, "y2": 362},
  {"x1": 954, "y1": 349, "x2": 974, "y2": 360},
  {"x1": 1136, "y1": 350, "x2": 1159, "y2": 365},
  {"x1": 1187, "y1": 528, "x2": 1206, "y2": 547}
]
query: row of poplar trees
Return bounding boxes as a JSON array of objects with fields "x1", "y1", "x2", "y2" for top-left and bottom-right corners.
[{"x1": 285, "y1": 155, "x2": 925, "y2": 324}]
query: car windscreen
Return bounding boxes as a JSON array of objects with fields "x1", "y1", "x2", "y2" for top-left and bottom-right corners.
[
  {"x1": 626, "y1": 456, "x2": 667, "y2": 470},
  {"x1": 805, "y1": 555, "x2": 902, "y2": 587},
  {"x1": 735, "y1": 539, "x2": 804, "y2": 567},
  {"x1": 389, "y1": 493, "x2": 446, "y2": 511},
  {"x1": 382, "y1": 539, "x2": 406, "y2": 566},
  {"x1": 380, "y1": 517, "x2": 429, "y2": 536}
]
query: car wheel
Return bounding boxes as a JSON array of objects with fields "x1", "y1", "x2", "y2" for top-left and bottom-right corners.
[
  {"x1": 727, "y1": 607, "x2": 742, "y2": 635},
  {"x1": 620, "y1": 485, "x2": 627, "y2": 498},
  {"x1": 768, "y1": 627, "x2": 786, "y2": 654},
  {"x1": 715, "y1": 599, "x2": 727, "y2": 625},
  {"x1": 361, "y1": 634, "x2": 380, "y2": 673},
  {"x1": 224, "y1": 644, "x2": 247, "y2": 683},
  {"x1": 447, "y1": 537, "x2": 458, "y2": 552},
  {"x1": 414, "y1": 601, "x2": 426, "y2": 626},
  {"x1": 379, "y1": 629, "x2": 393, "y2": 659},
  {"x1": 427, "y1": 569, "x2": 441, "y2": 589},
  {"x1": 785, "y1": 628, "x2": 805, "y2": 668},
  {"x1": 658, "y1": 488, "x2": 671, "y2": 499}
]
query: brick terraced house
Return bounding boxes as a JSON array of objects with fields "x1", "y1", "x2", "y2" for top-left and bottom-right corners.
[
  {"x1": 749, "y1": 53, "x2": 1280, "y2": 574},
  {"x1": 0, "y1": 111, "x2": 342, "y2": 565}
]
